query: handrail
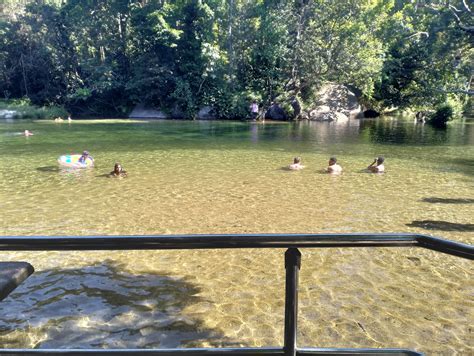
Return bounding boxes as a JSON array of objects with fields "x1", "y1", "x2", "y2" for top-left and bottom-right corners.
[
  {"x1": 0, "y1": 233, "x2": 472, "y2": 259},
  {"x1": 0, "y1": 233, "x2": 472, "y2": 356}
]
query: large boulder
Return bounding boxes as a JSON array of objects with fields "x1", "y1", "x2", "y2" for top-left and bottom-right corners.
[
  {"x1": 309, "y1": 109, "x2": 348, "y2": 122},
  {"x1": 129, "y1": 104, "x2": 168, "y2": 119},
  {"x1": 265, "y1": 103, "x2": 287, "y2": 120},
  {"x1": 311, "y1": 83, "x2": 361, "y2": 118},
  {"x1": 197, "y1": 106, "x2": 217, "y2": 120},
  {"x1": 0, "y1": 110, "x2": 18, "y2": 119}
]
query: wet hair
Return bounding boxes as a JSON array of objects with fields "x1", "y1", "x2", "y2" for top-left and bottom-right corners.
[
  {"x1": 114, "y1": 163, "x2": 122, "y2": 171},
  {"x1": 293, "y1": 157, "x2": 301, "y2": 164},
  {"x1": 377, "y1": 156, "x2": 385, "y2": 164},
  {"x1": 329, "y1": 156, "x2": 337, "y2": 163}
]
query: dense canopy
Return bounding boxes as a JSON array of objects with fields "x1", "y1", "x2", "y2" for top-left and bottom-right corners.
[{"x1": 0, "y1": 0, "x2": 472, "y2": 118}]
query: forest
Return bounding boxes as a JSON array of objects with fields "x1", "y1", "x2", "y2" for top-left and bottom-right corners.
[{"x1": 0, "y1": 0, "x2": 472, "y2": 119}]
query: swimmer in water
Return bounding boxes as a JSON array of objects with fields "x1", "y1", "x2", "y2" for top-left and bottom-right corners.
[
  {"x1": 110, "y1": 163, "x2": 127, "y2": 177},
  {"x1": 23, "y1": 130, "x2": 33, "y2": 136},
  {"x1": 367, "y1": 156, "x2": 385, "y2": 173},
  {"x1": 327, "y1": 156, "x2": 342, "y2": 174},
  {"x1": 289, "y1": 156, "x2": 304, "y2": 170},
  {"x1": 78, "y1": 150, "x2": 93, "y2": 165}
]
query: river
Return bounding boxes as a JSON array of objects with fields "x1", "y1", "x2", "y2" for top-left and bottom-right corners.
[{"x1": 0, "y1": 117, "x2": 472, "y2": 353}]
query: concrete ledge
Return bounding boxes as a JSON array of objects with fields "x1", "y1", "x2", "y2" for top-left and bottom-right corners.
[{"x1": 0, "y1": 262, "x2": 34, "y2": 301}]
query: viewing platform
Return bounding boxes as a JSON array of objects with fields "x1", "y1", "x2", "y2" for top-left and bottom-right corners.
[{"x1": 0, "y1": 233, "x2": 472, "y2": 356}]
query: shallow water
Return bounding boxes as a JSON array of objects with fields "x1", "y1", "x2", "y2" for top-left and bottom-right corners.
[{"x1": 0, "y1": 118, "x2": 473, "y2": 353}]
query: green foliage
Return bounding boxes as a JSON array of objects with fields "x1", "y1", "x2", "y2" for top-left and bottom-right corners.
[
  {"x1": 428, "y1": 104, "x2": 454, "y2": 127},
  {"x1": 0, "y1": 0, "x2": 472, "y2": 118},
  {"x1": 170, "y1": 78, "x2": 196, "y2": 119}
]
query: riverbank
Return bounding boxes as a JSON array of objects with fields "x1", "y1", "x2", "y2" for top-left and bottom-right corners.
[{"x1": 0, "y1": 100, "x2": 67, "y2": 120}]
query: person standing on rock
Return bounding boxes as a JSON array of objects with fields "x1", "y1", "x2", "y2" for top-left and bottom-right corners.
[
  {"x1": 291, "y1": 97, "x2": 301, "y2": 118},
  {"x1": 249, "y1": 100, "x2": 259, "y2": 121}
]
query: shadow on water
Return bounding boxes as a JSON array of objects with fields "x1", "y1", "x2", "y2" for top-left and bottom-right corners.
[
  {"x1": 422, "y1": 197, "x2": 474, "y2": 204},
  {"x1": 450, "y1": 158, "x2": 474, "y2": 176},
  {"x1": 0, "y1": 260, "x2": 239, "y2": 349},
  {"x1": 436, "y1": 157, "x2": 474, "y2": 177},
  {"x1": 36, "y1": 166, "x2": 61, "y2": 173},
  {"x1": 406, "y1": 220, "x2": 474, "y2": 232}
]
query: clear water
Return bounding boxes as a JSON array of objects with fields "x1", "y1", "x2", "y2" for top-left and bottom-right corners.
[{"x1": 0, "y1": 118, "x2": 473, "y2": 353}]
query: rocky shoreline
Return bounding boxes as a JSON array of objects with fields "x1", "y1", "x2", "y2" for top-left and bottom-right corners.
[{"x1": 129, "y1": 84, "x2": 381, "y2": 122}]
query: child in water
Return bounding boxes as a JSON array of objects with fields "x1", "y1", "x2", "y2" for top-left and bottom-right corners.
[
  {"x1": 78, "y1": 150, "x2": 93, "y2": 164},
  {"x1": 110, "y1": 163, "x2": 127, "y2": 177},
  {"x1": 289, "y1": 157, "x2": 304, "y2": 170}
]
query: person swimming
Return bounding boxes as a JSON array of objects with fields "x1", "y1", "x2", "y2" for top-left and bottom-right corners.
[
  {"x1": 23, "y1": 130, "x2": 33, "y2": 136},
  {"x1": 289, "y1": 157, "x2": 304, "y2": 170},
  {"x1": 110, "y1": 163, "x2": 127, "y2": 177},
  {"x1": 368, "y1": 156, "x2": 385, "y2": 173},
  {"x1": 78, "y1": 150, "x2": 93, "y2": 165},
  {"x1": 327, "y1": 156, "x2": 342, "y2": 174}
]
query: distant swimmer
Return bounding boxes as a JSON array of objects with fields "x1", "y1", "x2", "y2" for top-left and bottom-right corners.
[
  {"x1": 110, "y1": 163, "x2": 127, "y2": 177},
  {"x1": 368, "y1": 156, "x2": 385, "y2": 173},
  {"x1": 78, "y1": 150, "x2": 94, "y2": 165},
  {"x1": 289, "y1": 157, "x2": 304, "y2": 170},
  {"x1": 327, "y1": 156, "x2": 342, "y2": 174},
  {"x1": 23, "y1": 130, "x2": 34, "y2": 136}
]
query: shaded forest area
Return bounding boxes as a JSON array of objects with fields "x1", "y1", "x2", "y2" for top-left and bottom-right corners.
[{"x1": 0, "y1": 0, "x2": 472, "y2": 119}]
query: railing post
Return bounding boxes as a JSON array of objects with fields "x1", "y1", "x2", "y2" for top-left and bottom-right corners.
[{"x1": 284, "y1": 248, "x2": 301, "y2": 356}]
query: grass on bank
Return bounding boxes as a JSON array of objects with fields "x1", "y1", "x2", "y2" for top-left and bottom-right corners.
[{"x1": 0, "y1": 99, "x2": 67, "y2": 119}]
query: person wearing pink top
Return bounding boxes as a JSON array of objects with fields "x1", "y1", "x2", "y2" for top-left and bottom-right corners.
[{"x1": 249, "y1": 100, "x2": 259, "y2": 121}]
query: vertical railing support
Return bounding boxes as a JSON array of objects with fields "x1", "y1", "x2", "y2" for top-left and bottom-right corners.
[{"x1": 284, "y1": 248, "x2": 301, "y2": 356}]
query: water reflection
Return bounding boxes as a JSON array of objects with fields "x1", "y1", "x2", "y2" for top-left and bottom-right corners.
[
  {"x1": 355, "y1": 118, "x2": 474, "y2": 145},
  {"x1": 242, "y1": 118, "x2": 472, "y2": 147}
]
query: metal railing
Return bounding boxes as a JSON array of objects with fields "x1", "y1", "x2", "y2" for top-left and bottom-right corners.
[{"x1": 0, "y1": 233, "x2": 472, "y2": 356}]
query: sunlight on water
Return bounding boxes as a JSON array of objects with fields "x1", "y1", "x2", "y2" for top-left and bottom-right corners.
[{"x1": 0, "y1": 118, "x2": 473, "y2": 353}]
